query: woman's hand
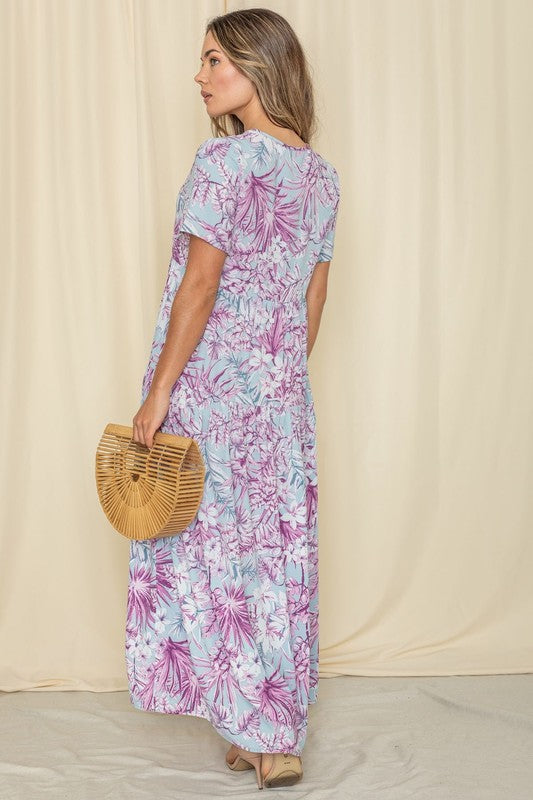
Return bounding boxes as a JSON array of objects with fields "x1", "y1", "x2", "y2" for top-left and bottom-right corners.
[{"x1": 132, "y1": 385, "x2": 171, "y2": 449}]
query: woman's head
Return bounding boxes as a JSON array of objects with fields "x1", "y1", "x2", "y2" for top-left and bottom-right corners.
[{"x1": 194, "y1": 8, "x2": 316, "y2": 144}]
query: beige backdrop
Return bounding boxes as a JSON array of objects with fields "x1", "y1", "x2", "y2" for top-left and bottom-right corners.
[{"x1": 1, "y1": 0, "x2": 532, "y2": 692}]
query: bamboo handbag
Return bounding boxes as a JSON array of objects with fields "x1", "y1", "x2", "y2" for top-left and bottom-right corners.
[{"x1": 95, "y1": 423, "x2": 205, "y2": 540}]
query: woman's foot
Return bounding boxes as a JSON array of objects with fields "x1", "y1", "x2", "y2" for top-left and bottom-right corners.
[
  {"x1": 225, "y1": 745, "x2": 263, "y2": 788},
  {"x1": 260, "y1": 751, "x2": 274, "y2": 778},
  {"x1": 225, "y1": 743, "x2": 255, "y2": 769},
  {"x1": 225, "y1": 744, "x2": 303, "y2": 788},
  {"x1": 225, "y1": 743, "x2": 236, "y2": 765}
]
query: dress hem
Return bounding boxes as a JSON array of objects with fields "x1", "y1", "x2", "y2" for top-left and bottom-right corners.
[{"x1": 127, "y1": 692, "x2": 318, "y2": 757}]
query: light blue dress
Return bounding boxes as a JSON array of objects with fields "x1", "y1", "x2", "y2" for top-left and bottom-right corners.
[{"x1": 126, "y1": 128, "x2": 340, "y2": 755}]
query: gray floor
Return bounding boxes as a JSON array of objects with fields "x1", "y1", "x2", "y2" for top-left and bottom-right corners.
[{"x1": 1, "y1": 675, "x2": 532, "y2": 799}]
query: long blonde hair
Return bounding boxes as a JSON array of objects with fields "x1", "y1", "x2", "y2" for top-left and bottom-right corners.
[{"x1": 205, "y1": 8, "x2": 316, "y2": 145}]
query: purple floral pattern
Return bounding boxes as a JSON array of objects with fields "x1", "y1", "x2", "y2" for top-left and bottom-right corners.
[{"x1": 126, "y1": 128, "x2": 340, "y2": 755}]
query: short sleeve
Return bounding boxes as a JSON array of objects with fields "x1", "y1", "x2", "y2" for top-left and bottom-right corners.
[
  {"x1": 177, "y1": 138, "x2": 241, "y2": 255},
  {"x1": 317, "y1": 166, "x2": 340, "y2": 262}
]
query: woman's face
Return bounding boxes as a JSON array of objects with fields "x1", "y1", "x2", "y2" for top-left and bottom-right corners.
[{"x1": 194, "y1": 30, "x2": 256, "y2": 120}]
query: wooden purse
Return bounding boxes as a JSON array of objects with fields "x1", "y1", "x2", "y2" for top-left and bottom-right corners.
[{"x1": 95, "y1": 423, "x2": 205, "y2": 540}]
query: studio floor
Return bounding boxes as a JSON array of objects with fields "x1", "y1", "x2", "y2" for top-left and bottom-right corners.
[{"x1": 1, "y1": 674, "x2": 532, "y2": 799}]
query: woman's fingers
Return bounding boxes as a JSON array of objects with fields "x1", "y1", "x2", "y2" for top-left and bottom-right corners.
[{"x1": 132, "y1": 387, "x2": 171, "y2": 449}]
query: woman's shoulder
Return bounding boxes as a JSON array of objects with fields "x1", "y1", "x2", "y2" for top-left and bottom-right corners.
[
  {"x1": 316, "y1": 153, "x2": 339, "y2": 180},
  {"x1": 192, "y1": 133, "x2": 339, "y2": 194},
  {"x1": 311, "y1": 151, "x2": 340, "y2": 198},
  {"x1": 194, "y1": 134, "x2": 242, "y2": 161},
  {"x1": 189, "y1": 136, "x2": 242, "y2": 182}
]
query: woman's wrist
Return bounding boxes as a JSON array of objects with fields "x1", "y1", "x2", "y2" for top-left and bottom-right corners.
[{"x1": 150, "y1": 382, "x2": 173, "y2": 395}]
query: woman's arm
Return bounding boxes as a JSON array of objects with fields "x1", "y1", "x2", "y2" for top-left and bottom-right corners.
[
  {"x1": 132, "y1": 235, "x2": 225, "y2": 448},
  {"x1": 306, "y1": 261, "x2": 330, "y2": 358}
]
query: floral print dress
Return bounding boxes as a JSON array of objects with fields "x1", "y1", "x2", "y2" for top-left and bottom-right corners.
[{"x1": 126, "y1": 128, "x2": 340, "y2": 756}]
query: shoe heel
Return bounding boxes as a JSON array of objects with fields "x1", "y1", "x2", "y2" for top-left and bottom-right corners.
[
  {"x1": 229, "y1": 748, "x2": 264, "y2": 789},
  {"x1": 248, "y1": 754, "x2": 264, "y2": 790}
]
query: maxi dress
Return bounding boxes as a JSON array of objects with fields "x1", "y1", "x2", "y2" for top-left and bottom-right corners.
[{"x1": 125, "y1": 128, "x2": 340, "y2": 756}]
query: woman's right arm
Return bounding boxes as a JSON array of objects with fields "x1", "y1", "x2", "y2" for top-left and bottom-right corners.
[{"x1": 306, "y1": 261, "x2": 330, "y2": 358}]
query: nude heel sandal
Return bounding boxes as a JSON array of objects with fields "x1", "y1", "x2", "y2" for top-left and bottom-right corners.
[
  {"x1": 226, "y1": 746, "x2": 264, "y2": 789},
  {"x1": 261, "y1": 753, "x2": 303, "y2": 788},
  {"x1": 226, "y1": 748, "x2": 255, "y2": 772}
]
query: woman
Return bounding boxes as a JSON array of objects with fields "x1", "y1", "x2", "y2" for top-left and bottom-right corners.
[{"x1": 127, "y1": 8, "x2": 340, "y2": 790}]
